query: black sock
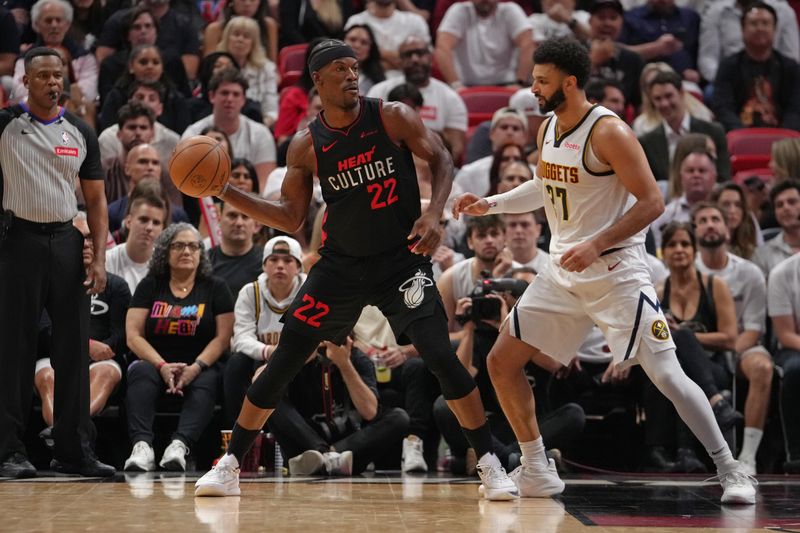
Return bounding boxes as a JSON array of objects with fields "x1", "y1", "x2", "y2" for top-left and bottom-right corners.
[
  {"x1": 228, "y1": 423, "x2": 261, "y2": 464},
  {"x1": 462, "y1": 423, "x2": 494, "y2": 460}
]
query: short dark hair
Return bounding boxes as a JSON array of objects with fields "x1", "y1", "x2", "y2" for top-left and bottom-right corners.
[
  {"x1": 127, "y1": 79, "x2": 166, "y2": 102},
  {"x1": 465, "y1": 214, "x2": 505, "y2": 238},
  {"x1": 116, "y1": 100, "x2": 156, "y2": 129},
  {"x1": 123, "y1": 5, "x2": 159, "y2": 44},
  {"x1": 209, "y1": 67, "x2": 249, "y2": 93},
  {"x1": 741, "y1": 1, "x2": 777, "y2": 26},
  {"x1": 533, "y1": 37, "x2": 591, "y2": 88},
  {"x1": 648, "y1": 70, "x2": 683, "y2": 92},
  {"x1": 584, "y1": 77, "x2": 624, "y2": 103},
  {"x1": 770, "y1": 178, "x2": 800, "y2": 205},
  {"x1": 387, "y1": 82, "x2": 423, "y2": 109},
  {"x1": 690, "y1": 201, "x2": 724, "y2": 224},
  {"x1": 125, "y1": 178, "x2": 169, "y2": 224},
  {"x1": 23, "y1": 46, "x2": 63, "y2": 72}
]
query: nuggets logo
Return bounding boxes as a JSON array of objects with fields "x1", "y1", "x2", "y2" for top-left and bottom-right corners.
[
  {"x1": 398, "y1": 270, "x2": 433, "y2": 309},
  {"x1": 651, "y1": 319, "x2": 670, "y2": 340}
]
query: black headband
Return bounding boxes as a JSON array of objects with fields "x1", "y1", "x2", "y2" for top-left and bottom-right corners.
[{"x1": 308, "y1": 40, "x2": 357, "y2": 73}]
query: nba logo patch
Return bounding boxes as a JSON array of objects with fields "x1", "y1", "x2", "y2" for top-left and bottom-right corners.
[
  {"x1": 61, "y1": 131, "x2": 70, "y2": 145},
  {"x1": 651, "y1": 319, "x2": 670, "y2": 341},
  {"x1": 398, "y1": 270, "x2": 433, "y2": 309}
]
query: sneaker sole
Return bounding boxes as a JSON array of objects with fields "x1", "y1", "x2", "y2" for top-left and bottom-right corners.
[
  {"x1": 721, "y1": 492, "x2": 756, "y2": 505},
  {"x1": 124, "y1": 462, "x2": 154, "y2": 472},
  {"x1": 402, "y1": 464, "x2": 429, "y2": 473},
  {"x1": 482, "y1": 486, "x2": 519, "y2": 501},
  {"x1": 159, "y1": 459, "x2": 186, "y2": 472},
  {"x1": 195, "y1": 484, "x2": 241, "y2": 497}
]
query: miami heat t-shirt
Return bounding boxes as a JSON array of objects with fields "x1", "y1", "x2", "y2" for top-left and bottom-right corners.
[{"x1": 130, "y1": 275, "x2": 234, "y2": 364}]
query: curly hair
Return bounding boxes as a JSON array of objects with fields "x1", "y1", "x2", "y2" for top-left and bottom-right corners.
[
  {"x1": 533, "y1": 37, "x2": 591, "y2": 88},
  {"x1": 147, "y1": 223, "x2": 213, "y2": 281}
]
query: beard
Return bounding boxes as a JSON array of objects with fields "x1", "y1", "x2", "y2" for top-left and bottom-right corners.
[
  {"x1": 698, "y1": 233, "x2": 726, "y2": 249},
  {"x1": 539, "y1": 88, "x2": 566, "y2": 113}
]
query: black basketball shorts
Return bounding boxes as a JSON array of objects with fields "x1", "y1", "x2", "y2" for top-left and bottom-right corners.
[{"x1": 281, "y1": 244, "x2": 440, "y2": 345}]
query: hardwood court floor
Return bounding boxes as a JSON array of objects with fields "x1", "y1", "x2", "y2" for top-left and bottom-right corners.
[{"x1": 2, "y1": 473, "x2": 799, "y2": 532}]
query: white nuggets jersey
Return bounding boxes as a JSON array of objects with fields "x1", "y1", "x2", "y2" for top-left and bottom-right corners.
[{"x1": 539, "y1": 105, "x2": 645, "y2": 258}]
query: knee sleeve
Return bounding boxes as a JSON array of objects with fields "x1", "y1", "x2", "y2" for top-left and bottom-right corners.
[
  {"x1": 404, "y1": 311, "x2": 475, "y2": 400},
  {"x1": 245, "y1": 328, "x2": 319, "y2": 409}
]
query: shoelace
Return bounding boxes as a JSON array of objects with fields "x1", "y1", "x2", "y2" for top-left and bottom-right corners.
[
  {"x1": 477, "y1": 464, "x2": 509, "y2": 482},
  {"x1": 704, "y1": 470, "x2": 758, "y2": 486}
]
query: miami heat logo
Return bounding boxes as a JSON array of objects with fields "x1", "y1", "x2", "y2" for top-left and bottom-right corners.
[{"x1": 398, "y1": 270, "x2": 433, "y2": 309}]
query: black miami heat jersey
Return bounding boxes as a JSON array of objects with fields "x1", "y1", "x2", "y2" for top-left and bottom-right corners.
[{"x1": 308, "y1": 97, "x2": 421, "y2": 257}]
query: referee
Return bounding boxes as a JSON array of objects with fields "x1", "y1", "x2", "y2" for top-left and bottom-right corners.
[{"x1": 0, "y1": 47, "x2": 114, "y2": 477}]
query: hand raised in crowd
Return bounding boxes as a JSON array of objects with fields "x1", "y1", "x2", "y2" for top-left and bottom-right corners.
[
  {"x1": 452, "y1": 193, "x2": 488, "y2": 220},
  {"x1": 431, "y1": 244, "x2": 456, "y2": 272},
  {"x1": 492, "y1": 246, "x2": 514, "y2": 278},
  {"x1": 88, "y1": 340, "x2": 115, "y2": 362},
  {"x1": 323, "y1": 337, "x2": 354, "y2": 368}
]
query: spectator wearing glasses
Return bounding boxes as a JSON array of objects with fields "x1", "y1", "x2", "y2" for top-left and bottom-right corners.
[{"x1": 123, "y1": 223, "x2": 234, "y2": 472}]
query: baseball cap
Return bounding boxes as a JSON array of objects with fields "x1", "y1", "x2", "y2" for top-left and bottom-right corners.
[
  {"x1": 509, "y1": 89, "x2": 542, "y2": 117},
  {"x1": 590, "y1": 0, "x2": 624, "y2": 15},
  {"x1": 262, "y1": 236, "x2": 303, "y2": 270},
  {"x1": 490, "y1": 107, "x2": 528, "y2": 130}
]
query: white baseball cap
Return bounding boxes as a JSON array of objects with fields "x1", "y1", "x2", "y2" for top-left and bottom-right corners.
[{"x1": 262, "y1": 236, "x2": 303, "y2": 270}]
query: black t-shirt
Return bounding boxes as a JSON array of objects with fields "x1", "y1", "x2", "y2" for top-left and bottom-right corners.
[
  {"x1": 130, "y1": 275, "x2": 234, "y2": 364},
  {"x1": 209, "y1": 245, "x2": 264, "y2": 296},
  {"x1": 90, "y1": 272, "x2": 132, "y2": 357},
  {"x1": 285, "y1": 349, "x2": 378, "y2": 420},
  {"x1": 309, "y1": 97, "x2": 421, "y2": 257}
]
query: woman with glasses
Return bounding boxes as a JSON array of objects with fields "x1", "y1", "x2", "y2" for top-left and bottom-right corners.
[{"x1": 124, "y1": 223, "x2": 234, "y2": 472}]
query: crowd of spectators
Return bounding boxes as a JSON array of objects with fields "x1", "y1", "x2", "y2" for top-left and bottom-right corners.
[{"x1": 6, "y1": 0, "x2": 800, "y2": 477}]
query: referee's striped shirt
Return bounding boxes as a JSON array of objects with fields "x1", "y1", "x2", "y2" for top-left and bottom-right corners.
[{"x1": 0, "y1": 103, "x2": 103, "y2": 223}]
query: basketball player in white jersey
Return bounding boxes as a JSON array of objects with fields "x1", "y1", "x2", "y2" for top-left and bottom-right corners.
[{"x1": 453, "y1": 37, "x2": 756, "y2": 504}]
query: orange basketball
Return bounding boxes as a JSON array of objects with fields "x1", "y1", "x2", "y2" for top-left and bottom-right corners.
[{"x1": 168, "y1": 135, "x2": 231, "y2": 198}]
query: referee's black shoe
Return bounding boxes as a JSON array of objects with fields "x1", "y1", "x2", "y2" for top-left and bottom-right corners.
[
  {"x1": 1, "y1": 453, "x2": 37, "y2": 478},
  {"x1": 51, "y1": 453, "x2": 115, "y2": 478}
]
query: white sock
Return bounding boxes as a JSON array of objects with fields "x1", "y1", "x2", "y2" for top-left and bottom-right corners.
[
  {"x1": 709, "y1": 445, "x2": 738, "y2": 473},
  {"x1": 519, "y1": 437, "x2": 548, "y2": 468},
  {"x1": 738, "y1": 427, "x2": 764, "y2": 464},
  {"x1": 478, "y1": 452, "x2": 501, "y2": 468}
]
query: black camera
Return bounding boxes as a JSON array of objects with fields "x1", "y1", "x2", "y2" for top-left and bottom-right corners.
[{"x1": 468, "y1": 276, "x2": 529, "y2": 322}]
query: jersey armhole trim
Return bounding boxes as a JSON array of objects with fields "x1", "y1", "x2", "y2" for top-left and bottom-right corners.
[{"x1": 582, "y1": 115, "x2": 615, "y2": 177}]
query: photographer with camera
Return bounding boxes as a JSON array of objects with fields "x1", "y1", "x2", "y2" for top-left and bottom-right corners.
[
  {"x1": 435, "y1": 268, "x2": 585, "y2": 474},
  {"x1": 261, "y1": 337, "x2": 410, "y2": 477},
  {"x1": 438, "y1": 215, "x2": 513, "y2": 339}
]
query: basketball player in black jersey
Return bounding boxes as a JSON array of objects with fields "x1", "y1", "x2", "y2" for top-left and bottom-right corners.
[{"x1": 195, "y1": 40, "x2": 519, "y2": 500}]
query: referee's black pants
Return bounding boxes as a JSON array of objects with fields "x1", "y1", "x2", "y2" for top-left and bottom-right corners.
[{"x1": 0, "y1": 220, "x2": 93, "y2": 463}]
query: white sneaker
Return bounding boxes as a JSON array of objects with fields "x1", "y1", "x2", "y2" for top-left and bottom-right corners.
[
  {"x1": 124, "y1": 441, "x2": 155, "y2": 472},
  {"x1": 508, "y1": 457, "x2": 565, "y2": 498},
  {"x1": 289, "y1": 450, "x2": 326, "y2": 476},
  {"x1": 716, "y1": 467, "x2": 757, "y2": 505},
  {"x1": 402, "y1": 437, "x2": 428, "y2": 473},
  {"x1": 159, "y1": 439, "x2": 189, "y2": 471},
  {"x1": 476, "y1": 462, "x2": 519, "y2": 501},
  {"x1": 195, "y1": 454, "x2": 241, "y2": 497},
  {"x1": 324, "y1": 451, "x2": 353, "y2": 476},
  {"x1": 738, "y1": 456, "x2": 757, "y2": 476}
]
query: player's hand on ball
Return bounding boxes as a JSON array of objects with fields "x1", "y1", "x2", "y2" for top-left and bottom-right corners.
[
  {"x1": 452, "y1": 193, "x2": 489, "y2": 220},
  {"x1": 408, "y1": 211, "x2": 442, "y2": 256},
  {"x1": 560, "y1": 240, "x2": 601, "y2": 272}
]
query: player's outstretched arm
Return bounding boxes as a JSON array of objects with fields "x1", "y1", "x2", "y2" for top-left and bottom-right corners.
[
  {"x1": 382, "y1": 101, "x2": 453, "y2": 255},
  {"x1": 217, "y1": 130, "x2": 314, "y2": 233},
  {"x1": 452, "y1": 178, "x2": 545, "y2": 219}
]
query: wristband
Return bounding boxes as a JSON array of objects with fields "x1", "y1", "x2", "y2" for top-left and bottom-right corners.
[
  {"x1": 194, "y1": 359, "x2": 209, "y2": 371},
  {"x1": 156, "y1": 360, "x2": 167, "y2": 370}
]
